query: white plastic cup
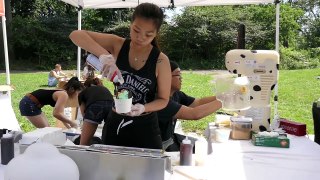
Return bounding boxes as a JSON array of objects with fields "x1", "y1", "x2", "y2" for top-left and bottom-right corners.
[
  {"x1": 215, "y1": 128, "x2": 231, "y2": 143},
  {"x1": 114, "y1": 97, "x2": 132, "y2": 114}
]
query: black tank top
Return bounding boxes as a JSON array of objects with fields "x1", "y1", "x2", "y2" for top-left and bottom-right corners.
[
  {"x1": 31, "y1": 89, "x2": 62, "y2": 107},
  {"x1": 116, "y1": 39, "x2": 160, "y2": 104}
]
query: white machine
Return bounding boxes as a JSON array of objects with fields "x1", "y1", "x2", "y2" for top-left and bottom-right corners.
[{"x1": 225, "y1": 50, "x2": 279, "y2": 131}]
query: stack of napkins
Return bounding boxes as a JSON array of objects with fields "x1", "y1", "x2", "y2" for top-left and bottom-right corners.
[{"x1": 252, "y1": 131, "x2": 290, "y2": 148}]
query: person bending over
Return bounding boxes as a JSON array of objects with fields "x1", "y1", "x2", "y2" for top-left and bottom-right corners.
[
  {"x1": 78, "y1": 77, "x2": 113, "y2": 145},
  {"x1": 20, "y1": 77, "x2": 84, "y2": 129}
]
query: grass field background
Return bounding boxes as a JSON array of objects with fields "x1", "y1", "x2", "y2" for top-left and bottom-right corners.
[{"x1": 1, "y1": 68, "x2": 319, "y2": 134}]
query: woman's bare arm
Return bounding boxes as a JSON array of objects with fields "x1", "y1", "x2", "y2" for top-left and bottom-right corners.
[
  {"x1": 52, "y1": 91, "x2": 77, "y2": 128},
  {"x1": 144, "y1": 53, "x2": 171, "y2": 112},
  {"x1": 69, "y1": 30, "x2": 124, "y2": 57}
]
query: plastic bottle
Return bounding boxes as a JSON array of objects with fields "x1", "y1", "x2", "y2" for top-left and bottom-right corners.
[
  {"x1": 179, "y1": 137, "x2": 193, "y2": 166},
  {"x1": 1, "y1": 133, "x2": 14, "y2": 165},
  {"x1": 86, "y1": 54, "x2": 124, "y2": 84},
  {"x1": 86, "y1": 54, "x2": 103, "y2": 72}
]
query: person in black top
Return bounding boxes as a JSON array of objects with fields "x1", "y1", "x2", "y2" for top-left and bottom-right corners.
[
  {"x1": 158, "y1": 61, "x2": 222, "y2": 151},
  {"x1": 19, "y1": 77, "x2": 84, "y2": 129},
  {"x1": 69, "y1": 3, "x2": 171, "y2": 149},
  {"x1": 78, "y1": 77, "x2": 113, "y2": 145}
]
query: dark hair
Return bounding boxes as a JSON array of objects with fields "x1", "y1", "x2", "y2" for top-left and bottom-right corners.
[
  {"x1": 63, "y1": 77, "x2": 84, "y2": 95},
  {"x1": 132, "y1": 3, "x2": 164, "y2": 49},
  {"x1": 170, "y1": 61, "x2": 179, "y2": 72},
  {"x1": 84, "y1": 77, "x2": 102, "y2": 88}
]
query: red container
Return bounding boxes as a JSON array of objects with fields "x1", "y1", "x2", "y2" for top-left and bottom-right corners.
[{"x1": 279, "y1": 118, "x2": 306, "y2": 136}]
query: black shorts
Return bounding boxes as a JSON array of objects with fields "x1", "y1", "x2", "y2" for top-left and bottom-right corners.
[
  {"x1": 102, "y1": 111, "x2": 162, "y2": 149},
  {"x1": 83, "y1": 101, "x2": 113, "y2": 124},
  {"x1": 19, "y1": 96, "x2": 42, "y2": 116}
]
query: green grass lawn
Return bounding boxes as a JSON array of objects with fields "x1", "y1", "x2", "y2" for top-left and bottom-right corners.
[{"x1": 1, "y1": 69, "x2": 319, "y2": 134}]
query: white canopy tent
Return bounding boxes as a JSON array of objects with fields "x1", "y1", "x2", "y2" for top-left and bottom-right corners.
[
  {"x1": 59, "y1": 0, "x2": 280, "y2": 122},
  {"x1": 1, "y1": 0, "x2": 280, "y2": 130},
  {"x1": 59, "y1": 0, "x2": 280, "y2": 77},
  {"x1": 61, "y1": 0, "x2": 276, "y2": 9}
]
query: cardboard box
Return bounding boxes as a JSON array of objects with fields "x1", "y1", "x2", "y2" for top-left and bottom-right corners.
[
  {"x1": 55, "y1": 107, "x2": 78, "y2": 129},
  {"x1": 55, "y1": 81, "x2": 80, "y2": 129},
  {"x1": 279, "y1": 118, "x2": 306, "y2": 136},
  {"x1": 252, "y1": 134, "x2": 290, "y2": 148}
]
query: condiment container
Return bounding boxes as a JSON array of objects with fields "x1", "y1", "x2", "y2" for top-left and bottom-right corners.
[
  {"x1": 230, "y1": 116, "x2": 252, "y2": 140},
  {"x1": 1, "y1": 133, "x2": 14, "y2": 165},
  {"x1": 180, "y1": 137, "x2": 193, "y2": 166}
]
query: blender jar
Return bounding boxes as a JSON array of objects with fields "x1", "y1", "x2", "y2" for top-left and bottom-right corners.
[{"x1": 214, "y1": 74, "x2": 251, "y2": 111}]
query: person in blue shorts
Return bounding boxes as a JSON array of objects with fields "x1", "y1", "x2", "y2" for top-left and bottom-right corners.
[{"x1": 20, "y1": 77, "x2": 84, "y2": 128}]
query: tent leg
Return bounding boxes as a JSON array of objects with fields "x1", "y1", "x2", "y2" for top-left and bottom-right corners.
[
  {"x1": 275, "y1": 1, "x2": 280, "y2": 52},
  {"x1": 76, "y1": 9, "x2": 82, "y2": 78},
  {"x1": 2, "y1": 16, "x2": 10, "y2": 85},
  {"x1": 271, "y1": 1, "x2": 280, "y2": 129}
]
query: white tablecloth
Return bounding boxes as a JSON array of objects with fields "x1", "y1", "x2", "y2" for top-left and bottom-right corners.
[
  {"x1": 171, "y1": 135, "x2": 320, "y2": 180},
  {"x1": 1, "y1": 135, "x2": 320, "y2": 180}
]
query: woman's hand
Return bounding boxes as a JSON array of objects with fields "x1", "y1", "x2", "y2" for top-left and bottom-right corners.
[
  {"x1": 69, "y1": 121, "x2": 78, "y2": 129},
  {"x1": 128, "y1": 103, "x2": 145, "y2": 116},
  {"x1": 62, "y1": 121, "x2": 78, "y2": 129},
  {"x1": 100, "y1": 54, "x2": 124, "y2": 83},
  {"x1": 63, "y1": 122, "x2": 71, "y2": 129}
]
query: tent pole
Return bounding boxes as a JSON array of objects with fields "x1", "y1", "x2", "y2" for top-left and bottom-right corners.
[
  {"x1": 275, "y1": 1, "x2": 280, "y2": 52},
  {"x1": 77, "y1": 8, "x2": 82, "y2": 78},
  {"x1": 272, "y1": 0, "x2": 280, "y2": 129},
  {"x1": 2, "y1": 15, "x2": 10, "y2": 85}
]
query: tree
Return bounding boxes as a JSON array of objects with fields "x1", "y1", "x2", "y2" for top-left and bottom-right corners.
[
  {"x1": 160, "y1": 5, "x2": 280, "y2": 69},
  {"x1": 82, "y1": 8, "x2": 133, "y2": 32},
  {"x1": 10, "y1": 0, "x2": 78, "y2": 68},
  {"x1": 290, "y1": 0, "x2": 320, "y2": 49}
]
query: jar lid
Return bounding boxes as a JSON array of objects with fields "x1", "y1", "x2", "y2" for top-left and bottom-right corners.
[
  {"x1": 2, "y1": 133, "x2": 13, "y2": 139},
  {"x1": 230, "y1": 116, "x2": 252, "y2": 123}
]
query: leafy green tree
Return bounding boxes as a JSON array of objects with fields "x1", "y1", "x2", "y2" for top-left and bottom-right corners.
[
  {"x1": 304, "y1": 18, "x2": 320, "y2": 48},
  {"x1": 82, "y1": 8, "x2": 133, "y2": 32},
  {"x1": 10, "y1": 0, "x2": 78, "y2": 68},
  {"x1": 289, "y1": 0, "x2": 319, "y2": 19},
  {"x1": 161, "y1": 6, "x2": 279, "y2": 69},
  {"x1": 289, "y1": 0, "x2": 320, "y2": 49}
]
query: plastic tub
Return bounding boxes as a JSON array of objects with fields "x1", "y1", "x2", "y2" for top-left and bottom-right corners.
[{"x1": 230, "y1": 116, "x2": 252, "y2": 140}]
